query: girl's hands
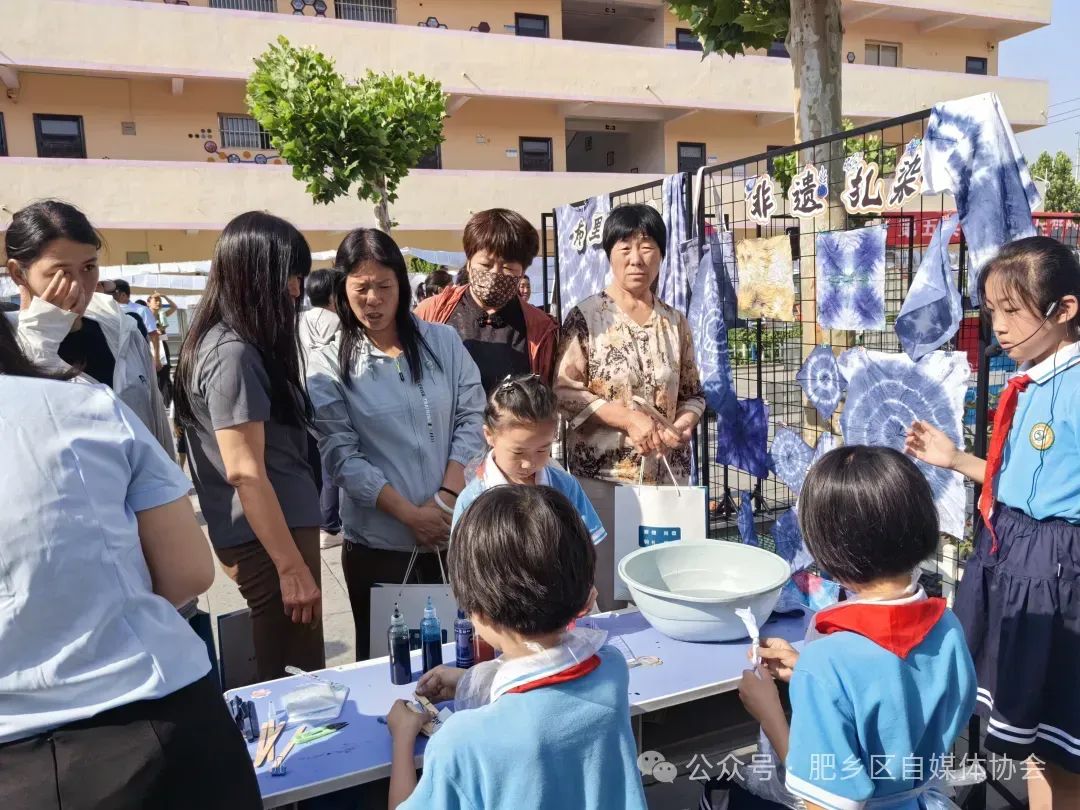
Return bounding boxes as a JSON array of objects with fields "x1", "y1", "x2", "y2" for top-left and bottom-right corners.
[
  {"x1": 387, "y1": 700, "x2": 427, "y2": 740},
  {"x1": 738, "y1": 665, "x2": 785, "y2": 724},
  {"x1": 757, "y1": 637, "x2": 799, "y2": 683},
  {"x1": 905, "y1": 420, "x2": 960, "y2": 470},
  {"x1": 416, "y1": 665, "x2": 464, "y2": 703}
]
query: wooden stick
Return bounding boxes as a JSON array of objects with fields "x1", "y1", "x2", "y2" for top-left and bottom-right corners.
[
  {"x1": 272, "y1": 725, "x2": 306, "y2": 771},
  {"x1": 254, "y1": 721, "x2": 271, "y2": 767}
]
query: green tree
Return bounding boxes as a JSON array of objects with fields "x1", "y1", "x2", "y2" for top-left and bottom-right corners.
[
  {"x1": 666, "y1": 0, "x2": 842, "y2": 143},
  {"x1": 247, "y1": 36, "x2": 446, "y2": 232},
  {"x1": 1031, "y1": 150, "x2": 1080, "y2": 213}
]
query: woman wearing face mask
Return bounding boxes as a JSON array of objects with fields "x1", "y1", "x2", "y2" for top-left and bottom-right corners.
[
  {"x1": 306, "y1": 228, "x2": 485, "y2": 660},
  {"x1": 415, "y1": 209, "x2": 558, "y2": 394}
]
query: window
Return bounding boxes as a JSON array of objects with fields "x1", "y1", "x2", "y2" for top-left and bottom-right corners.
[
  {"x1": 416, "y1": 143, "x2": 442, "y2": 170},
  {"x1": 677, "y1": 142, "x2": 706, "y2": 174},
  {"x1": 765, "y1": 144, "x2": 785, "y2": 174},
  {"x1": 218, "y1": 114, "x2": 272, "y2": 150},
  {"x1": 0, "y1": 113, "x2": 6, "y2": 157},
  {"x1": 675, "y1": 28, "x2": 702, "y2": 52},
  {"x1": 515, "y1": 13, "x2": 549, "y2": 38},
  {"x1": 520, "y1": 137, "x2": 553, "y2": 172},
  {"x1": 34, "y1": 115, "x2": 86, "y2": 159},
  {"x1": 865, "y1": 41, "x2": 900, "y2": 67},
  {"x1": 126, "y1": 251, "x2": 151, "y2": 265},
  {"x1": 767, "y1": 39, "x2": 789, "y2": 58},
  {"x1": 966, "y1": 56, "x2": 988, "y2": 75},
  {"x1": 336, "y1": 0, "x2": 396, "y2": 23},
  {"x1": 209, "y1": 0, "x2": 276, "y2": 11}
]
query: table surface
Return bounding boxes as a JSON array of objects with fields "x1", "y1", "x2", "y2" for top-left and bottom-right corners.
[{"x1": 226, "y1": 608, "x2": 810, "y2": 808}]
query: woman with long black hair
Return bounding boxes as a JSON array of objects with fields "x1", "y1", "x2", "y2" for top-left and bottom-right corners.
[
  {"x1": 307, "y1": 229, "x2": 485, "y2": 660},
  {"x1": 0, "y1": 313, "x2": 260, "y2": 808},
  {"x1": 174, "y1": 211, "x2": 324, "y2": 681}
]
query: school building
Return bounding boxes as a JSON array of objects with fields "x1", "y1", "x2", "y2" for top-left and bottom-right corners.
[{"x1": 0, "y1": 0, "x2": 1052, "y2": 266}]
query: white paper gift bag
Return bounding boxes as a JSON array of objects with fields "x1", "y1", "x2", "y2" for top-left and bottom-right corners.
[{"x1": 612, "y1": 458, "x2": 708, "y2": 601}]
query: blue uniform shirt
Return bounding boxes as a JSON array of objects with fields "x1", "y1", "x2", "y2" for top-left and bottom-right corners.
[
  {"x1": 453, "y1": 451, "x2": 607, "y2": 544},
  {"x1": 785, "y1": 598, "x2": 976, "y2": 810},
  {"x1": 399, "y1": 646, "x2": 646, "y2": 810},
  {"x1": 996, "y1": 341, "x2": 1080, "y2": 523}
]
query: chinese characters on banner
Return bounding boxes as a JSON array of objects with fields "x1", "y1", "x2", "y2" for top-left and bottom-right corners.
[
  {"x1": 744, "y1": 139, "x2": 925, "y2": 220},
  {"x1": 745, "y1": 175, "x2": 777, "y2": 225},
  {"x1": 569, "y1": 210, "x2": 606, "y2": 252},
  {"x1": 788, "y1": 164, "x2": 828, "y2": 218}
]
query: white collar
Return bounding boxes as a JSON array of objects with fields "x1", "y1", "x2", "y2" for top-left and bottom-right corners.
[
  {"x1": 1018, "y1": 341, "x2": 1080, "y2": 385},
  {"x1": 479, "y1": 450, "x2": 551, "y2": 488}
]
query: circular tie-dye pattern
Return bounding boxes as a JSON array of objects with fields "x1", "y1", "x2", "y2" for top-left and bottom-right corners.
[
  {"x1": 796, "y1": 345, "x2": 845, "y2": 421},
  {"x1": 769, "y1": 427, "x2": 815, "y2": 494}
]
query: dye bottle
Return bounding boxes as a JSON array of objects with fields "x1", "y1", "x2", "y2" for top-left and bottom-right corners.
[
  {"x1": 388, "y1": 604, "x2": 412, "y2": 685},
  {"x1": 454, "y1": 610, "x2": 475, "y2": 669},
  {"x1": 420, "y1": 597, "x2": 443, "y2": 674}
]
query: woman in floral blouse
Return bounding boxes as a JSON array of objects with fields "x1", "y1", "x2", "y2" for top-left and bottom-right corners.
[{"x1": 554, "y1": 203, "x2": 705, "y2": 609}]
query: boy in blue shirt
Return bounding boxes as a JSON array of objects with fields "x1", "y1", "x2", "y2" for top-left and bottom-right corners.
[
  {"x1": 451, "y1": 374, "x2": 606, "y2": 545},
  {"x1": 738, "y1": 446, "x2": 977, "y2": 810},
  {"x1": 386, "y1": 486, "x2": 645, "y2": 810}
]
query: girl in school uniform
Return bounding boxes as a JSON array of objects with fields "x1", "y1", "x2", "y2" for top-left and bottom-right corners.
[
  {"x1": 452, "y1": 373, "x2": 607, "y2": 546},
  {"x1": 907, "y1": 236, "x2": 1080, "y2": 809}
]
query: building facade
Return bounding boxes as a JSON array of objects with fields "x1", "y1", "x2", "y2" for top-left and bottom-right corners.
[{"x1": 0, "y1": 0, "x2": 1051, "y2": 265}]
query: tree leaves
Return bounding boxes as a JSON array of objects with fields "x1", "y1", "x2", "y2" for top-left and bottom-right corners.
[
  {"x1": 1031, "y1": 150, "x2": 1080, "y2": 213},
  {"x1": 246, "y1": 36, "x2": 446, "y2": 229},
  {"x1": 667, "y1": 0, "x2": 788, "y2": 57}
]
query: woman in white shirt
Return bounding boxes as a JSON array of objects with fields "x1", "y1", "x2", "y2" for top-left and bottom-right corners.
[{"x1": 0, "y1": 316, "x2": 260, "y2": 809}]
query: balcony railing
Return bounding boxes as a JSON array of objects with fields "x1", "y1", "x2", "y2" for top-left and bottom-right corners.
[
  {"x1": 335, "y1": 0, "x2": 395, "y2": 24},
  {"x1": 209, "y1": 0, "x2": 276, "y2": 12}
]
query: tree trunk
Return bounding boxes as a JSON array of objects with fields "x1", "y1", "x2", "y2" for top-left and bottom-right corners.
[
  {"x1": 373, "y1": 178, "x2": 392, "y2": 233},
  {"x1": 786, "y1": 0, "x2": 843, "y2": 143}
]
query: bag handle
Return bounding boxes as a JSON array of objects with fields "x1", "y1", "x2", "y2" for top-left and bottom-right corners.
[
  {"x1": 637, "y1": 453, "x2": 682, "y2": 494},
  {"x1": 400, "y1": 546, "x2": 449, "y2": 588}
]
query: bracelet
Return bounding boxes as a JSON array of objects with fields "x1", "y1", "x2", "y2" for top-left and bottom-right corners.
[
  {"x1": 439, "y1": 486, "x2": 460, "y2": 499},
  {"x1": 433, "y1": 493, "x2": 455, "y2": 515}
]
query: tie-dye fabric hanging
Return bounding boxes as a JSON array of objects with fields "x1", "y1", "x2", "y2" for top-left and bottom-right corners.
[
  {"x1": 838, "y1": 348, "x2": 970, "y2": 539},
  {"x1": 734, "y1": 234, "x2": 795, "y2": 321},
  {"x1": 687, "y1": 232, "x2": 737, "y2": 416},
  {"x1": 715, "y1": 397, "x2": 770, "y2": 479},
  {"x1": 737, "y1": 491, "x2": 758, "y2": 547},
  {"x1": 922, "y1": 93, "x2": 1041, "y2": 303},
  {"x1": 895, "y1": 215, "x2": 963, "y2": 361},
  {"x1": 769, "y1": 427, "x2": 815, "y2": 495},
  {"x1": 815, "y1": 225, "x2": 887, "y2": 331},
  {"x1": 812, "y1": 431, "x2": 839, "y2": 466},
  {"x1": 658, "y1": 174, "x2": 691, "y2": 315},
  {"x1": 556, "y1": 195, "x2": 612, "y2": 316},
  {"x1": 796, "y1": 345, "x2": 845, "y2": 422},
  {"x1": 772, "y1": 508, "x2": 813, "y2": 572}
]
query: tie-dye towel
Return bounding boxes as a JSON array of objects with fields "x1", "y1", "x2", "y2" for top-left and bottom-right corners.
[
  {"x1": 815, "y1": 225, "x2": 887, "y2": 331},
  {"x1": 735, "y1": 235, "x2": 795, "y2": 321}
]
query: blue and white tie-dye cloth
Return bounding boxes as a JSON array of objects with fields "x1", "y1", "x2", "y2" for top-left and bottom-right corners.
[
  {"x1": 556, "y1": 194, "x2": 611, "y2": 316},
  {"x1": 895, "y1": 215, "x2": 964, "y2": 361},
  {"x1": 816, "y1": 225, "x2": 887, "y2": 330},
  {"x1": 837, "y1": 348, "x2": 970, "y2": 539},
  {"x1": 658, "y1": 174, "x2": 691, "y2": 315},
  {"x1": 716, "y1": 397, "x2": 770, "y2": 479},
  {"x1": 922, "y1": 92, "x2": 1041, "y2": 303},
  {"x1": 769, "y1": 427, "x2": 814, "y2": 495},
  {"x1": 796, "y1": 345, "x2": 845, "y2": 422},
  {"x1": 687, "y1": 232, "x2": 738, "y2": 415}
]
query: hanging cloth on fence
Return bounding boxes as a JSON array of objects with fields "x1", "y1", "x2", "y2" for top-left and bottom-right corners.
[
  {"x1": 815, "y1": 225, "x2": 887, "y2": 331},
  {"x1": 735, "y1": 234, "x2": 796, "y2": 322},
  {"x1": 715, "y1": 397, "x2": 770, "y2": 479},
  {"x1": 922, "y1": 93, "x2": 1041, "y2": 303},
  {"x1": 686, "y1": 232, "x2": 738, "y2": 417},
  {"x1": 556, "y1": 195, "x2": 611, "y2": 317},
  {"x1": 895, "y1": 215, "x2": 964, "y2": 362},
  {"x1": 658, "y1": 174, "x2": 691, "y2": 315},
  {"x1": 837, "y1": 348, "x2": 969, "y2": 539}
]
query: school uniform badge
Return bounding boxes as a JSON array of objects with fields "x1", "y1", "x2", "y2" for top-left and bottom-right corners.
[{"x1": 1029, "y1": 422, "x2": 1054, "y2": 451}]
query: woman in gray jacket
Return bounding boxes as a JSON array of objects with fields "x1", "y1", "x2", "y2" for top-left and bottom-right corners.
[{"x1": 307, "y1": 229, "x2": 485, "y2": 660}]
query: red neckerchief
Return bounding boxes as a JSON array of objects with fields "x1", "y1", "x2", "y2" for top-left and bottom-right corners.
[
  {"x1": 504, "y1": 654, "x2": 601, "y2": 695},
  {"x1": 814, "y1": 598, "x2": 947, "y2": 659}
]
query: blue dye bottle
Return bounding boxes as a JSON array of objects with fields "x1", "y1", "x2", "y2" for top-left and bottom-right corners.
[
  {"x1": 420, "y1": 597, "x2": 443, "y2": 674},
  {"x1": 454, "y1": 610, "x2": 475, "y2": 669},
  {"x1": 388, "y1": 604, "x2": 412, "y2": 685}
]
